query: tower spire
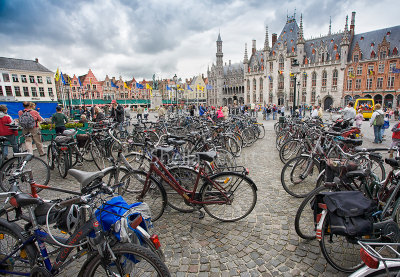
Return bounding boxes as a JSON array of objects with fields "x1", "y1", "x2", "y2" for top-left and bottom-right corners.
[
  {"x1": 244, "y1": 43, "x2": 248, "y2": 63},
  {"x1": 328, "y1": 16, "x2": 331, "y2": 35},
  {"x1": 264, "y1": 25, "x2": 270, "y2": 51},
  {"x1": 341, "y1": 15, "x2": 350, "y2": 45},
  {"x1": 297, "y1": 13, "x2": 305, "y2": 44}
]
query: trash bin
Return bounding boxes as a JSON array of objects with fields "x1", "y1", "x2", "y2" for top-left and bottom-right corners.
[{"x1": 279, "y1": 116, "x2": 285, "y2": 123}]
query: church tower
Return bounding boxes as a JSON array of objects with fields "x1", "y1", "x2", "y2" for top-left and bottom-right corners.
[
  {"x1": 296, "y1": 14, "x2": 305, "y2": 63},
  {"x1": 340, "y1": 15, "x2": 350, "y2": 69},
  {"x1": 216, "y1": 32, "x2": 224, "y2": 106}
]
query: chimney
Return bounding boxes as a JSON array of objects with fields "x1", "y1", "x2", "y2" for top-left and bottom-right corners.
[
  {"x1": 252, "y1": 40, "x2": 256, "y2": 54},
  {"x1": 229, "y1": 60, "x2": 231, "y2": 66},
  {"x1": 272, "y1": 33, "x2": 277, "y2": 47},
  {"x1": 35, "y1": 58, "x2": 38, "y2": 63},
  {"x1": 350, "y1": 11, "x2": 356, "y2": 34},
  {"x1": 202, "y1": 73, "x2": 204, "y2": 79}
]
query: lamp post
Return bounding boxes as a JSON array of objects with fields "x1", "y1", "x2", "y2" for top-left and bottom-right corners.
[
  {"x1": 291, "y1": 59, "x2": 300, "y2": 111},
  {"x1": 173, "y1": 74, "x2": 178, "y2": 114}
]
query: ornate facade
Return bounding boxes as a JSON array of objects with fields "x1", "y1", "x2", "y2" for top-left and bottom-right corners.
[{"x1": 207, "y1": 33, "x2": 245, "y2": 107}]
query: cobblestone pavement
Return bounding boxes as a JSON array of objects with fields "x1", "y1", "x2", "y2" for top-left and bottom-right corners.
[{"x1": 24, "y1": 114, "x2": 396, "y2": 276}]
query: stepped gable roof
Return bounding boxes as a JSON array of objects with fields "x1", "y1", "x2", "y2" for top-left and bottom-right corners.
[
  {"x1": 304, "y1": 32, "x2": 343, "y2": 63},
  {"x1": 349, "y1": 25, "x2": 400, "y2": 61},
  {"x1": 270, "y1": 18, "x2": 299, "y2": 54},
  {"x1": 223, "y1": 62, "x2": 243, "y2": 76},
  {"x1": 0, "y1": 57, "x2": 53, "y2": 73}
]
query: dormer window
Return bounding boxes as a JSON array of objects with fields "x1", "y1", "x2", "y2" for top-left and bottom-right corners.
[
  {"x1": 353, "y1": 54, "x2": 359, "y2": 62},
  {"x1": 394, "y1": 47, "x2": 398, "y2": 56},
  {"x1": 333, "y1": 44, "x2": 338, "y2": 51},
  {"x1": 360, "y1": 36, "x2": 364, "y2": 40},
  {"x1": 380, "y1": 50, "x2": 387, "y2": 59},
  {"x1": 371, "y1": 50, "x2": 376, "y2": 59}
]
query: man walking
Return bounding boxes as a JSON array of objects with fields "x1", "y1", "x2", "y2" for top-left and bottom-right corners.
[
  {"x1": 136, "y1": 105, "x2": 144, "y2": 120},
  {"x1": 18, "y1": 101, "x2": 45, "y2": 156},
  {"x1": 51, "y1": 106, "x2": 68, "y2": 135}
]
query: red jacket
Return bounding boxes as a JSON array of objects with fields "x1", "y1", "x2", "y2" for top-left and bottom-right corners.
[
  {"x1": 393, "y1": 123, "x2": 400, "y2": 139},
  {"x1": 0, "y1": 112, "x2": 17, "y2": 136}
]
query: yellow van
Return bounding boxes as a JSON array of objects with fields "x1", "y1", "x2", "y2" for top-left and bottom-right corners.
[{"x1": 354, "y1": 98, "x2": 374, "y2": 119}]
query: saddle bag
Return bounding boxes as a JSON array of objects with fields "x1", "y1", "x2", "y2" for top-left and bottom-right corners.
[{"x1": 76, "y1": 134, "x2": 89, "y2": 148}]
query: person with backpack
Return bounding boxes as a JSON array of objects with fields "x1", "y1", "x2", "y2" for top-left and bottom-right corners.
[
  {"x1": 0, "y1": 105, "x2": 19, "y2": 161},
  {"x1": 370, "y1": 103, "x2": 385, "y2": 144},
  {"x1": 110, "y1": 100, "x2": 124, "y2": 125},
  {"x1": 51, "y1": 106, "x2": 68, "y2": 135},
  {"x1": 18, "y1": 101, "x2": 45, "y2": 156}
]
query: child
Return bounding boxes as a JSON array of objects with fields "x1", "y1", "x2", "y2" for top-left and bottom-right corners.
[{"x1": 355, "y1": 109, "x2": 364, "y2": 129}]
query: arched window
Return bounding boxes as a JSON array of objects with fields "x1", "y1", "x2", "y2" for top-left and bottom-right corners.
[
  {"x1": 302, "y1": 74, "x2": 307, "y2": 88},
  {"x1": 269, "y1": 77, "x2": 273, "y2": 91},
  {"x1": 247, "y1": 80, "x2": 250, "y2": 91},
  {"x1": 322, "y1": 71, "x2": 327, "y2": 87},
  {"x1": 278, "y1": 75, "x2": 284, "y2": 89},
  {"x1": 279, "y1": 55, "x2": 284, "y2": 71},
  {"x1": 253, "y1": 79, "x2": 257, "y2": 91},
  {"x1": 332, "y1": 69, "x2": 338, "y2": 87},
  {"x1": 393, "y1": 47, "x2": 398, "y2": 56},
  {"x1": 312, "y1": 72, "x2": 317, "y2": 87},
  {"x1": 260, "y1": 78, "x2": 263, "y2": 90},
  {"x1": 311, "y1": 90, "x2": 316, "y2": 103}
]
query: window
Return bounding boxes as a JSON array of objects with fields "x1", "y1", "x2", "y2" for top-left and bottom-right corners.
[
  {"x1": 5, "y1": 86, "x2": 12, "y2": 96},
  {"x1": 0, "y1": 87, "x2": 3, "y2": 96},
  {"x1": 269, "y1": 77, "x2": 273, "y2": 91},
  {"x1": 355, "y1": 79, "x2": 361, "y2": 90},
  {"x1": 348, "y1": 67, "x2": 354, "y2": 77},
  {"x1": 290, "y1": 78, "x2": 294, "y2": 88},
  {"x1": 289, "y1": 91, "x2": 294, "y2": 102},
  {"x1": 31, "y1": 87, "x2": 37, "y2": 97},
  {"x1": 72, "y1": 87, "x2": 76, "y2": 92},
  {"x1": 12, "y1": 74, "x2": 19, "y2": 82},
  {"x1": 247, "y1": 80, "x2": 250, "y2": 91},
  {"x1": 39, "y1": 87, "x2": 45, "y2": 97},
  {"x1": 279, "y1": 55, "x2": 284, "y2": 71},
  {"x1": 29, "y1": 76, "x2": 35, "y2": 83},
  {"x1": 353, "y1": 54, "x2": 359, "y2": 62},
  {"x1": 366, "y1": 78, "x2": 372, "y2": 90},
  {"x1": 48, "y1": 88, "x2": 54, "y2": 97},
  {"x1": 2, "y1": 73, "x2": 10, "y2": 82},
  {"x1": 311, "y1": 90, "x2": 316, "y2": 103},
  {"x1": 322, "y1": 71, "x2": 327, "y2": 87},
  {"x1": 278, "y1": 75, "x2": 284, "y2": 89},
  {"x1": 46, "y1": 77, "x2": 52, "y2": 84},
  {"x1": 253, "y1": 79, "x2": 256, "y2": 91},
  {"x1": 270, "y1": 62, "x2": 273, "y2": 72},
  {"x1": 347, "y1": 79, "x2": 353, "y2": 90},
  {"x1": 390, "y1": 62, "x2": 397, "y2": 72},
  {"x1": 387, "y1": 76, "x2": 395, "y2": 88},
  {"x1": 23, "y1": 87, "x2": 29, "y2": 96},
  {"x1": 302, "y1": 75, "x2": 307, "y2": 88},
  {"x1": 93, "y1": 85, "x2": 97, "y2": 90},
  {"x1": 37, "y1": 76, "x2": 42, "y2": 84},
  {"x1": 377, "y1": 77, "x2": 383, "y2": 89},
  {"x1": 260, "y1": 79, "x2": 263, "y2": 90},
  {"x1": 380, "y1": 50, "x2": 386, "y2": 59},
  {"x1": 87, "y1": 84, "x2": 90, "y2": 89},
  {"x1": 21, "y1": 75, "x2": 27, "y2": 83},
  {"x1": 312, "y1": 72, "x2": 317, "y2": 87},
  {"x1": 378, "y1": 63, "x2": 385, "y2": 73},
  {"x1": 14, "y1": 86, "x2": 21, "y2": 96},
  {"x1": 357, "y1": 66, "x2": 362, "y2": 75},
  {"x1": 332, "y1": 70, "x2": 338, "y2": 87}
]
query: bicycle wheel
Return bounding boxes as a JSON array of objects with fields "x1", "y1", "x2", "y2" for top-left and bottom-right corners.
[
  {"x1": 222, "y1": 135, "x2": 241, "y2": 157},
  {"x1": 91, "y1": 143, "x2": 112, "y2": 170},
  {"x1": 0, "y1": 220, "x2": 37, "y2": 274},
  {"x1": 166, "y1": 166, "x2": 197, "y2": 213},
  {"x1": 319, "y1": 216, "x2": 364, "y2": 273},
  {"x1": 369, "y1": 155, "x2": 386, "y2": 182},
  {"x1": 0, "y1": 156, "x2": 50, "y2": 192},
  {"x1": 280, "y1": 155, "x2": 320, "y2": 198},
  {"x1": 257, "y1": 124, "x2": 265, "y2": 139},
  {"x1": 57, "y1": 151, "x2": 69, "y2": 178},
  {"x1": 201, "y1": 172, "x2": 257, "y2": 222},
  {"x1": 295, "y1": 185, "x2": 331, "y2": 240},
  {"x1": 79, "y1": 140, "x2": 93, "y2": 162},
  {"x1": 119, "y1": 171, "x2": 167, "y2": 221},
  {"x1": 80, "y1": 243, "x2": 171, "y2": 277},
  {"x1": 279, "y1": 140, "x2": 303, "y2": 164},
  {"x1": 46, "y1": 144, "x2": 55, "y2": 170},
  {"x1": 125, "y1": 152, "x2": 151, "y2": 172}
]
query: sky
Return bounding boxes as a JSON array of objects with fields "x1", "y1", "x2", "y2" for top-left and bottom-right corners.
[{"x1": 0, "y1": 0, "x2": 398, "y2": 82}]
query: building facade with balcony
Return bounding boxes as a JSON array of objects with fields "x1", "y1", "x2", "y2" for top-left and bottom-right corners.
[{"x1": 343, "y1": 26, "x2": 400, "y2": 108}]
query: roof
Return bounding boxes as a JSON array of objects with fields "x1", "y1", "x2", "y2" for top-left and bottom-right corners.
[
  {"x1": 271, "y1": 19, "x2": 299, "y2": 54},
  {"x1": 217, "y1": 33, "x2": 222, "y2": 42},
  {"x1": 349, "y1": 25, "x2": 400, "y2": 61},
  {"x1": 304, "y1": 32, "x2": 344, "y2": 63},
  {"x1": 249, "y1": 50, "x2": 265, "y2": 68},
  {"x1": 223, "y1": 62, "x2": 243, "y2": 76},
  {"x1": 0, "y1": 57, "x2": 53, "y2": 73}
]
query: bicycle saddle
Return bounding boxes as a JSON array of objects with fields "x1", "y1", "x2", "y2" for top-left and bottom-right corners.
[
  {"x1": 385, "y1": 158, "x2": 400, "y2": 168},
  {"x1": 12, "y1": 193, "x2": 43, "y2": 207},
  {"x1": 340, "y1": 138, "x2": 363, "y2": 146},
  {"x1": 346, "y1": 170, "x2": 369, "y2": 178},
  {"x1": 166, "y1": 138, "x2": 186, "y2": 146},
  {"x1": 153, "y1": 146, "x2": 174, "y2": 158},
  {"x1": 68, "y1": 169, "x2": 105, "y2": 187},
  {"x1": 196, "y1": 151, "x2": 217, "y2": 162}
]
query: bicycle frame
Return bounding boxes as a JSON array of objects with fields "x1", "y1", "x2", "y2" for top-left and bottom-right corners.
[{"x1": 142, "y1": 156, "x2": 231, "y2": 205}]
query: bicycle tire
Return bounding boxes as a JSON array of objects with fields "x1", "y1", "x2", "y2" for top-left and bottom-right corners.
[
  {"x1": 201, "y1": 172, "x2": 257, "y2": 222},
  {"x1": 125, "y1": 152, "x2": 151, "y2": 172},
  {"x1": 0, "y1": 156, "x2": 50, "y2": 192},
  {"x1": 319, "y1": 215, "x2": 364, "y2": 273},
  {"x1": 279, "y1": 139, "x2": 303, "y2": 164},
  {"x1": 294, "y1": 185, "x2": 331, "y2": 240},
  {"x1": 46, "y1": 144, "x2": 55, "y2": 170},
  {"x1": 257, "y1": 125, "x2": 265, "y2": 139},
  {"x1": 222, "y1": 135, "x2": 241, "y2": 157},
  {"x1": 119, "y1": 171, "x2": 167, "y2": 221},
  {"x1": 90, "y1": 143, "x2": 111, "y2": 170},
  {"x1": 280, "y1": 155, "x2": 320, "y2": 198},
  {"x1": 0, "y1": 219, "x2": 38, "y2": 274},
  {"x1": 79, "y1": 243, "x2": 171, "y2": 277}
]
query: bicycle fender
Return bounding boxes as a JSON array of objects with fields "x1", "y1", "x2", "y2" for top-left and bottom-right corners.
[{"x1": 207, "y1": 171, "x2": 258, "y2": 191}]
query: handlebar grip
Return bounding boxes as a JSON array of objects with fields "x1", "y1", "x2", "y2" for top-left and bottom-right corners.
[{"x1": 59, "y1": 197, "x2": 84, "y2": 207}]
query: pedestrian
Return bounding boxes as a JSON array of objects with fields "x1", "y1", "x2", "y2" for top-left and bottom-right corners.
[
  {"x1": 266, "y1": 106, "x2": 272, "y2": 120},
  {"x1": 144, "y1": 105, "x2": 149, "y2": 120},
  {"x1": 18, "y1": 101, "x2": 45, "y2": 156},
  {"x1": 262, "y1": 105, "x2": 267, "y2": 120},
  {"x1": 189, "y1": 105, "x2": 195, "y2": 117},
  {"x1": 394, "y1": 108, "x2": 399, "y2": 121},
  {"x1": 370, "y1": 103, "x2": 385, "y2": 144},
  {"x1": 158, "y1": 105, "x2": 166, "y2": 119},
  {"x1": 381, "y1": 117, "x2": 390, "y2": 140},
  {"x1": 390, "y1": 119, "x2": 400, "y2": 158},
  {"x1": 51, "y1": 106, "x2": 68, "y2": 135},
  {"x1": 110, "y1": 100, "x2": 124, "y2": 124},
  {"x1": 272, "y1": 105, "x2": 277, "y2": 120},
  {"x1": 136, "y1": 105, "x2": 144, "y2": 120},
  {"x1": 0, "y1": 105, "x2": 19, "y2": 161},
  {"x1": 124, "y1": 105, "x2": 131, "y2": 126},
  {"x1": 355, "y1": 109, "x2": 364, "y2": 129},
  {"x1": 199, "y1": 104, "x2": 206, "y2": 116},
  {"x1": 217, "y1": 107, "x2": 224, "y2": 121},
  {"x1": 318, "y1": 106, "x2": 323, "y2": 118},
  {"x1": 281, "y1": 106, "x2": 285, "y2": 117},
  {"x1": 222, "y1": 105, "x2": 229, "y2": 119},
  {"x1": 311, "y1": 106, "x2": 319, "y2": 118},
  {"x1": 94, "y1": 106, "x2": 105, "y2": 122}
]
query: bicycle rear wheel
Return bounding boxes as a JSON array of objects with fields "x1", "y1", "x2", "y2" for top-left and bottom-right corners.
[
  {"x1": 201, "y1": 172, "x2": 257, "y2": 222},
  {"x1": 80, "y1": 243, "x2": 170, "y2": 277},
  {"x1": 57, "y1": 151, "x2": 69, "y2": 178},
  {"x1": 119, "y1": 171, "x2": 167, "y2": 221}
]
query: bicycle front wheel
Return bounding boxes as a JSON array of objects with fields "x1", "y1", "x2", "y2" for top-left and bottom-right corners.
[
  {"x1": 80, "y1": 243, "x2": 171, "y2": 277},
  {"x1": 201, "y1": 172, "x2": 257, "y2": 222},
  {"x1": 119, "y1": 171, "x2": 167, "y2": 221}
]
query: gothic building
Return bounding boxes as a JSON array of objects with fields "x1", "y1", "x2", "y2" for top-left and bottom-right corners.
[
  {"x1": 207, "y1": 33, "x2": 245, "y2": 107},
  {"x1": 244, "y1": 13, "x2": 354, "y2": 109}
]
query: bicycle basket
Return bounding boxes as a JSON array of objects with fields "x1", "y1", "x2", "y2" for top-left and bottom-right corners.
[
  {"x1": 325, "y1": 158, "x2": 359, "y2": 183},
  {"x1": 76, "y1": 134, "x2": 89, "y2": 148},
  {"x1": 95, "y1": 196, "x2": 153, "y2": 243},
  {"x1": 55, "y1": 135, "x2": 73, "y2": 144}
]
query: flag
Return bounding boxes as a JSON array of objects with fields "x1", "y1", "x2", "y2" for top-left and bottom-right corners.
[
  {"x1": 111, "y1": 81, "x2": 119, "y2": 88},
  {"x1": 290, "y1": 73, "x2": 294, "y2": 77},
  {"x1": 90, "y1": 78, "x2": 92, "y2": 85},
  {"x1": 268, "y1": 76, "x2": 272, "y2": 81},
  {"x1": 206, "y1": 84, "x2": 212, "y2": 90},
  {"x1": 55, "y1": 68, "x2": 60, "y2": 82},
  {"x1": 146, "y1": 83, "x2": 152, "y2": 90},
  {"x1": 124, "y1": 82, "x2": 130, "y2": 90},
  {"x1": 78, "y1": 77, "x2": 83, "y2": 88},
  {"x1": 197, "y1": 85, "x2": 204, "y2": 91},
  {"x1": 278, "y1": 70, "x2": 283, "y2": 75},
  {"x1": 60, "y1": 72, "x2": 66, "y2": 85},
  {"x1": 166, "y1": 85, "x2": 172, "y2": 90},
  {"x1": 303, "y1": 72, "x2": 307, "y2": 77},
  {"x1": 177, "y1": 84, "x2": 184, "y2": 91},
  {"x1": 369, "y1": 70, "x2": 375, "y2": 76},
  {"x1": 136, "y1": 82, "x2": 144, "y2": 89},
  {"x1": 349, "y1": 72, "x2": 355, "y2": 78},
  {"x1": 392, "y1": 68, "x2": 400, "y2": 73},
  {"x1": 188, "y1": 85, "x2": 193, "y2": 91}
]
